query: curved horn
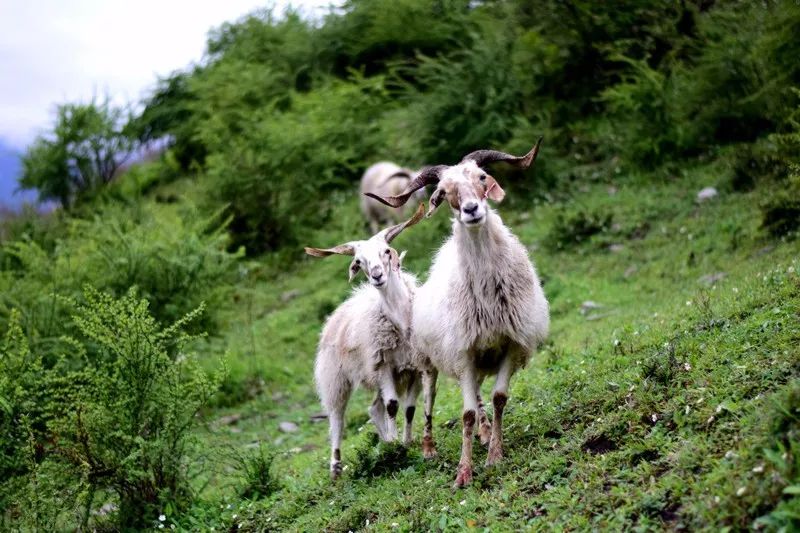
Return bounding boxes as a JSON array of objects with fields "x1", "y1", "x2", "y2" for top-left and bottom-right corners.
[
  {"x1": 382, "y1": 203, "x2": 425, "y2": 243},
  {"x1": 461, "y1": 136, "x2": 543, "y2": 169},
  {"x1": 304, "y1": 243, "x2": 355, "y2": 257},
  {"x1": 365, "y1": 165, "x2": 446, "y2": 208}
]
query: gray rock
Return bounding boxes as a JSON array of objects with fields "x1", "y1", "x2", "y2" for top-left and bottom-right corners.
[
  {"x1": 580, "y1": 301, "x2": 603, "y2": 315},
  {"x1": 699, "y1": 272, "x2": 726, "y2": 286},
  {"x1": 608, "y1": 243, "x2": 625, "y2": 253},
  {"x1": 281, "y1": 289, "x2": 302, "y2": 303},
  {"x1": 216, "y1": 413, "x2": 242, "y2": 426},
  {"x1": 697, "y1": 187, "x2": 718, "y2": 202},
  {"x1": 279, "y1": 421, "x2": 299, "y2": 433},
  {"x1": 310, "y1": 413, "x2": 328, "y2": 423}
]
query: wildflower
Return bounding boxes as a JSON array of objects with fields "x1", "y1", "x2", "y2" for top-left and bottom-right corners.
[{"x1": 159, "y1": 515, "x2": 166, "y2": 522}]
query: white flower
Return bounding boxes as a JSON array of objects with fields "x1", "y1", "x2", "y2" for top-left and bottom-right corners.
[
  {"x1": 684, "y1": 362, "x2": 692, "y2": 371},
  {"x1": 159, "y1": 515, "x2": 166, "y2": 522},
  {"x1": 460, "y1": 499, "x2": 467, "y2": 506},
  {"x1": 736, "y1": 487, "x2": 747, "y2": 497},
  {"x1": 752, "y1": 464, "x2": 764, "y2": 473},
  {"x1": 651, "y1": 414, "x2": 658, "y2": 422}
]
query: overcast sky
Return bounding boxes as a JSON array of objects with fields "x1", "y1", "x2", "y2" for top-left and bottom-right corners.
[{"x1": 0, "y1": 0, "x2": 335, "y2": 151}]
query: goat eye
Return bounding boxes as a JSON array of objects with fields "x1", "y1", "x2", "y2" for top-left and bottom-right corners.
[
  {"x1": 480, "y1": 174, "x2": 487, "y2": 182},
  {"x1": 355, "y1": 259, "x2": 361, "y2": 266},
  {"x1": 384, "y1": 249, "x2": 390, "y2": 255}
]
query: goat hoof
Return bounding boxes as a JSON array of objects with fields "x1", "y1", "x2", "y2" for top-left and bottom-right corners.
[
  {"x1": 478, "y1": 425, "x2": 492, "y2": 447},
  {"x1": 485, "y1": 449, "x2": 503, "y2": 467},
  {"x1": 422, "y1": 436, "x2": 437, "y2": 459},
  {"x1": 330, "y1": 461, "x2": 343, "y2": 480},
  {"x1": 454, "y1": 464, "x2": 473, "y2": 488}
]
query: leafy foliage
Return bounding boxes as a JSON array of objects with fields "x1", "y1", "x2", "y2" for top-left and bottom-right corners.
[{"x1": 20, "y1": 98, "x2": 138, "y2": 208}]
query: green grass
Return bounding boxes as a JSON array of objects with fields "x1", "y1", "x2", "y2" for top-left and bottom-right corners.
[{"x1": 164, "y1": 161, "x2": 799, "y2": 531}]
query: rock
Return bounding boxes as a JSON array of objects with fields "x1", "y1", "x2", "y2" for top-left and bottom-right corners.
[
  {"x1": 580, "y1": 301, "x2": 603, "y2": 315},
  {"x1": 699, "y1": 272, "x2": 726, "y2": 286},
  {"x1": 216, "y1": 413, "x2": 242, "y2": 426},
  {"x1": 696, "y1": 187, "x2": 718, "y2": 202},
  {"x1": 309, "y1": 412, "x2": 328, "y2": 423},
  {"x1": 92, "y1": 502, "x2": 118, "y2": 517},
  {"x1": 279, "y1": 421, "x2": 299, "y2": 433},
  {"x1": 624, "y1": 265, "x2": 638, "y2": 278},
  {"x1": 756, "y1": 245, "x2": 775, "y2": 257},
  {"x1": 281, "y1": 289, "x2": 302, "y2": 303},
  {"x1": 607, "y1": 186, "x2": 618, "y2": 196},
  {"x1": 608, "y1": 243, "x2": 625, "y2": 253}
]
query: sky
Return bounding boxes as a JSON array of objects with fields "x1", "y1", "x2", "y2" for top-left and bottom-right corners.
[{"x1": 0, "y1": 0, "x2": 336, "y2": 151}]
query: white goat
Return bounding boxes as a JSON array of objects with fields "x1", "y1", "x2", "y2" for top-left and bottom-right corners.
[
  {"x1": 366, "y1": 140, "x2": 549, "y2": 487},
  {"x1": 360, "y1": 162, "x2": 425, "y2": 233},
  {"x1": 305, "y1": 204, "x2": 424, "y2": 479}
]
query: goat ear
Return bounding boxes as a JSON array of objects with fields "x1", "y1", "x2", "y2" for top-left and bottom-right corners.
[
  {"x1": 398, "y1": 250, "x2": 407, "y2": 266},
  {"x1": 484, "y1": 175, "x2": 506, "y2": 203},
  {"x1": 426, "y1": 189, "x2": 445, "y2": 217},
  {"x1": 389, "y1": 248, "x2": 400, "y2": 272},
  {"x1": 348, "y1": 259, "x2": 362, "y2": 282},
  {"x1": 305, "y1": 243, "x2": 356, "y2": 257}
]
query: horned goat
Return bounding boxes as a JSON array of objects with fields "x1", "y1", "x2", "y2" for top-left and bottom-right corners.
[
  {"x1": 360, "y1": 162, "x2": 426, "y2": 233},
  {"x1": 305, "y1": 204, "x2": 425, "y2": 479},
  {"x1": 366, "y1": 140, "x2": 549, "y2": 487}
]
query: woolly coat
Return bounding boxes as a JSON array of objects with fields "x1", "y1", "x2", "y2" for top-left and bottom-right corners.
[
  {"x1": 314, "y1": 272, "x2": 418, "y2": 411},
  {"x1": 411, "y1": 210, "x2": 549, "y2": 379}
]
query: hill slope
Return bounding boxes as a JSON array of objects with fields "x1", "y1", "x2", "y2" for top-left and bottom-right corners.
[{"x1": 183, "y1": 159, "x2": 799, "y2": 531}]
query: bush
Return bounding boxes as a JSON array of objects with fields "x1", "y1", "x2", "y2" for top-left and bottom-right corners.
[
  {"x1": 201, "y1": 76, "x2": 387, "y2": 254},
  {"x1": 546, "y1": 204, "x2": 613, "y2": 250},
  {"x1": 1, "y1": 288, "x2": 221, "y2": 530},
  {"x1": 0, "y1": 200, "x2": 240, "y2": 343},
  {"x1": 236, "y1": 444, "x2": 280, "y2": 500},
  {"x1": 761, "y1": 170, "x2": 800, "y2": 239}
]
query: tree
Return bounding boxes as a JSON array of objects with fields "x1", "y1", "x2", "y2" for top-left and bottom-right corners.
[{"x1": 19, "y1": 99, "x2": 138, "y2": 208}]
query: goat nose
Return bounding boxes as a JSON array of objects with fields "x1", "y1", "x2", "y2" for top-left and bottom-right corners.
[
  {"x1": 463, "y1": 201, "x2": 479, "y2": 215},
  {"x1": 370, "y1": 266, "x2": 383, "y2": 280}
]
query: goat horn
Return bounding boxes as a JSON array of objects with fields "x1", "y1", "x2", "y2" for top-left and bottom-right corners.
[
  {"x1": 304, "y1": 243, "x2": 355, "y2": 257},
  {"x1": 382, "y1": 203, "x2": 425, "y2": 243},
  {"x1": 365, "y1": 165, "x2": 445, "y2": 208},
  {"x1": 461, "y1": 136, "x2": 543, "y2": 169}
]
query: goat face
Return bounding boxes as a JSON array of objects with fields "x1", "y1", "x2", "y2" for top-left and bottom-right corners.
[
  {"x1": 427, "y1": 161, "x2": 505, "y2": 227},
  {"x1": 305, "y1": 204, "x2": 424, "y2": 289},
  {"x1": 349, "y1": 237, "x2": 400, "y2": 288},
  {"x1": 363, "y1": 139, "x2": 542, "y2": 227}
]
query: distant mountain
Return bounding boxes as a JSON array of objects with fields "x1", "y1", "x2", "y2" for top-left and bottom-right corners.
[{"x1": 0, "y1": 140, "x2": 38, "y2": 210}]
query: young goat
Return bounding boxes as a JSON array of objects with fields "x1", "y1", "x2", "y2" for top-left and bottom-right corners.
[
  {"x1": 366, "y1": 140, "x2": 549, "y2": 487},
  {"x1": 359, "y1": 162, "x2": 426, "y2": 233},
  {"x1": 305, "y1": 204, "x2": 424, "y2": 479}
]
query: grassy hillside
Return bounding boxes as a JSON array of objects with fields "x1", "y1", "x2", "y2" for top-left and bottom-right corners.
[
  {"x1": 169, "y1": 157, "x2": 798, "y2": 531},
  {"x1": 2, "y1": 1, "x2": 800, "y2": 531}
]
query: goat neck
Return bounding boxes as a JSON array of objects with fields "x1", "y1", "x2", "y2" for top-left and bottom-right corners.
[{"x1": 378, "y1": 269, "x2": 413, "y2": 337}]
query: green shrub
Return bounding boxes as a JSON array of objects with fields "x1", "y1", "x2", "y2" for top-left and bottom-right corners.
[
  {"x1": 200, "y1": 76, "x2": 387, "y2": 254},
  {"x1": 51, "y1": 287, "x2": 219, "y2": 527},
  {"x1": 236, "y1": 444, "x2": 280, "y2": 500},
  {"x1": 1, "y1": 288, "x2": 222, "y2": 529},
  {"x1": 546, "y1": 204, "x2": 613, "y2": 250},
  {"x1": 761, "y1": 170, "x2": 800, "y2": 238},
  {"x1": 0, "y1": 201, "x2": 239, "y2": 344}
]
